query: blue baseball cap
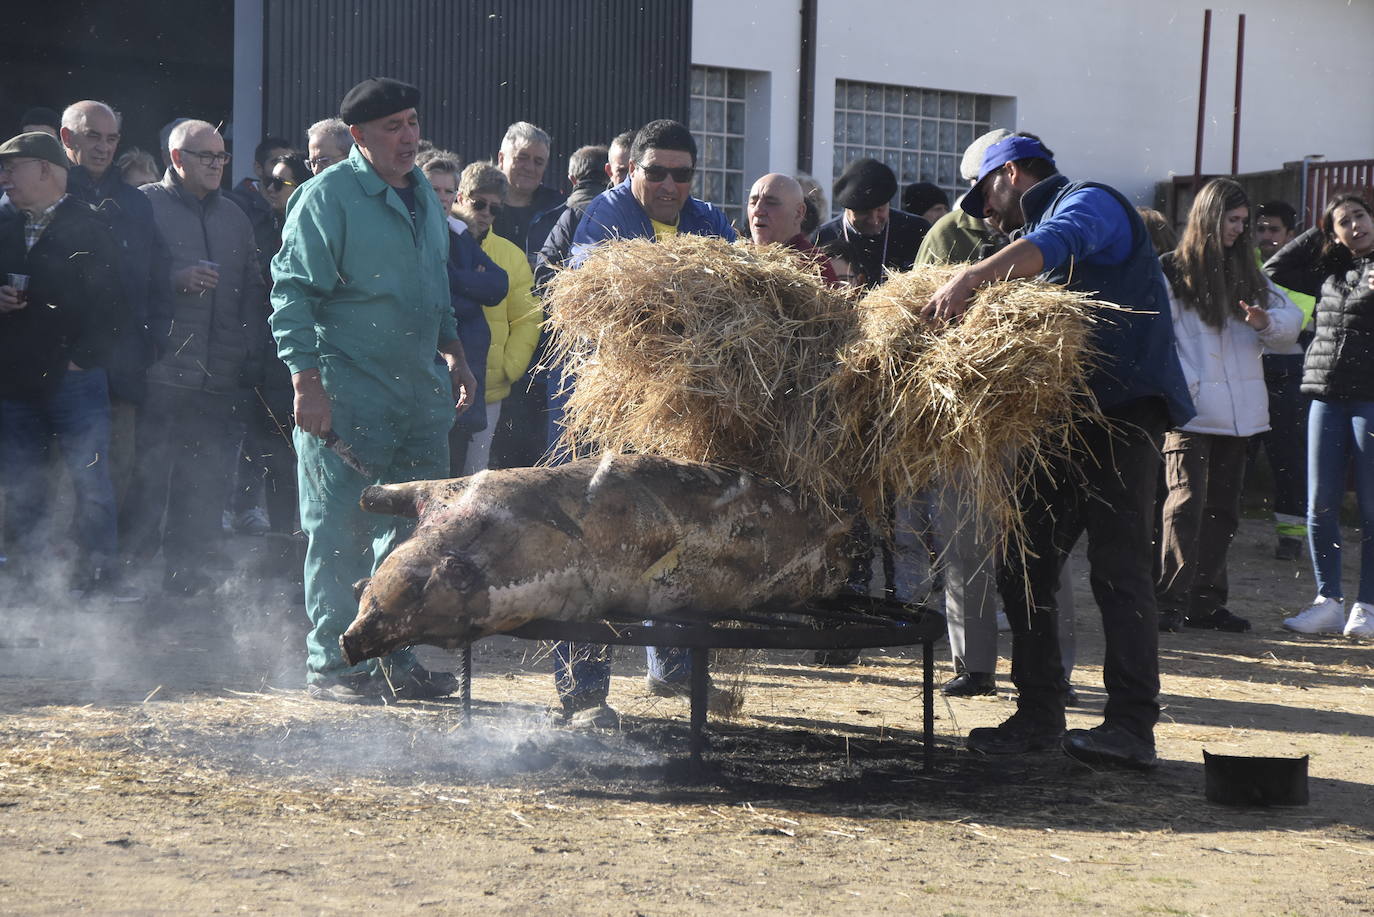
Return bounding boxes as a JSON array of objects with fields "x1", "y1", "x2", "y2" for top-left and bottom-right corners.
[{"x1": 959, "y1": 135, "x2": 1056, "y2": 217}]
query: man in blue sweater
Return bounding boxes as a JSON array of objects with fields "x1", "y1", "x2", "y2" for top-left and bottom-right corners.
[
  {"x1": 550, "y1": 119, "x2": 735, "y2": 727},
  {"x1": 924, "y1": 135, "x2": 1193, "y2": 770}
]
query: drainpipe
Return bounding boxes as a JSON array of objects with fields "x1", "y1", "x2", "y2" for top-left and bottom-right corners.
[
  {"x1": 797, "y1": 0, "x2": 817, "y2": 174},
  {"x1": 1192, "y1": 9, "x2": 1212, "y2": 193}
]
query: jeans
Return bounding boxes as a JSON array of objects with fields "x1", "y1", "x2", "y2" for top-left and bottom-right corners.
[
  {"x1": 1307, "y1": 398, "x2": 1374, "y2": 604},
  {"x1": 1258, "y1": 354, "x2": 1308, "y2": 531},
  {"x1": 0, "y1": 369, "x2": 118, "y2": 569},
  {"x1": 120, "y1": 383, "x2": 239, "y2": 573},
  {"x1": 1156, "y1": 431, "x2": 1249, "y2": 618},
  {"x1": 999, "y1": 397, "x2": 1167, "y2": 740}
]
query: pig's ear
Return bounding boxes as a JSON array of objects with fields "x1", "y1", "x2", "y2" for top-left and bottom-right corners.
[
  {"x1": 352, "y1": 577, "x2": 371, "y2": 601},
  {"x1": 360, "y1": 482, "x2": 430, "y2": 517}
]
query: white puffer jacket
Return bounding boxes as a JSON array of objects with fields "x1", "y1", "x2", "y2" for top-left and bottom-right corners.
[{"x1": 1168, "y1": 275, "x2": 1302, "y2": 437}]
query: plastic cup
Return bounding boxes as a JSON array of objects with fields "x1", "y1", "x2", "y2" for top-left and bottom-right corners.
[
  {"x1": 198, "y1": 260, "x2": 220, "y2": 272},
  {"x1": 7, "y1": 273, "x2": 29, "y2": 303}
]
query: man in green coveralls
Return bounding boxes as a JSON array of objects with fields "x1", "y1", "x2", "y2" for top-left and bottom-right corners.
[{"x1": 270, "y1": 78, "x2": 477, "y2": 702}]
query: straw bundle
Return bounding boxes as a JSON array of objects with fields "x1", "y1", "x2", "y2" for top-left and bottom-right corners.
[
  {"x1": 542, "y1": 234, "x2": 856, "y2": 507},
  {"x1": 542, "y1": 235, "x2": 1100, "y2": 539},
  {"x1": 830, "y1": 265, "x2": 1101, "y2": 539}
]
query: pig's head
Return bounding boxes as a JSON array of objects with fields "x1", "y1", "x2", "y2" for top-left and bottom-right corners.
[
  {"x1": 339, "y1": 479, "x2": 495, "y2": 665},
  {"x1": 340, "y1": 540, "x2": 493, "y2": 666}
]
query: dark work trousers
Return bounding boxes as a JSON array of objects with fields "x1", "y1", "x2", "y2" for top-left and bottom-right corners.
[
  {"x1": 1255, "y1": 353, "x2": 1309, "y2": 525},
  {"x1": 490, "y1": 373, "x2": 549, "y2": 470},
  {"x1": 998, "y1": 397, "x2": 1168, "y2": 740},
  {"x1": 121, "y1": 382, "x2": 239, "y2": 574},
  {"x1": 1156, "y1": 431, "x2": 1249, "y2": 619}
]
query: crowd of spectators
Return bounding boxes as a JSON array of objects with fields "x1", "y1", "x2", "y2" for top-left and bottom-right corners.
[{"x1": 2, "y1": 85, "x2": 1370, "y2": 768}]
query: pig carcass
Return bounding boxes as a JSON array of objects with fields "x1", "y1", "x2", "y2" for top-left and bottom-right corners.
[{"x1": 340, "y1": 453, "x2": 852, "y2": 665}]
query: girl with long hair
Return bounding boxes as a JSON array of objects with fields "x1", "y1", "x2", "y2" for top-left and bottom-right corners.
[
  {"x1": 1267, "y1": 192, "x2": 1374, "y2": 636},
  {"x1": 1157, "y1": 178, "x2": 1302, "y2": 632}
]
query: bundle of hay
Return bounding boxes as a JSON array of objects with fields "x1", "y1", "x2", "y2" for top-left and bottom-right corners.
[
  {"x1": 829, "y1": 266, "x2": 1101, "y2": 541},
  {"x1": 542, "y1": 235, "x2": 857, "y2": 511},
  {"x1": 542, "y1": 235, "x2": 1100, "y2": 540}
]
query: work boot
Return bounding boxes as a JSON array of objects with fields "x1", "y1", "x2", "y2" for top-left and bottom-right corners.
[
  {"x1": 568, "y1": 703, "x2": 621, "y2": 730},
  {"x1": 1062, "y1": 722, "x2": 1158, "y2": 770},
  {"x1": 1274, "y1": 536, "x2": 1304, "y2": 561},
  {"x1": 1185, "y1": 607, "x2": 1251, "y2": 632},
  {"x1": 1157, "y1": 609, "x2": 1185, "y2": 633},
  {"x1": 306, "y1": 673, "x2": 376, "y2": 704},
  {"x1": 1283, "y1": 596, "x2": 1345, "y2": 634},
  {"x1": 966, "y1": 708, "x2": 1065, "y2": 755},
  {"x1": 941, "y1": 671, "x2": 997, "y2": 697},
  {"x1": 646, "y1": 676, "x2": 738, "y2": 713},
  {"x1": 378, "y1": 665, "x2": 458, "y2": 700}
]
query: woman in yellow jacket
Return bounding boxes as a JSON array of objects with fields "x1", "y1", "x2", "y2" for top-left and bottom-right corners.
[{"x1": 452, "y1": 162, "x2": 540, "y2": 474}]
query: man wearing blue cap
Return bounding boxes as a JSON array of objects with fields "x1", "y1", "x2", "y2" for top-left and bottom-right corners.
[{"x1": 924, "y1": 133, "x2": 1194, "y2": 770}]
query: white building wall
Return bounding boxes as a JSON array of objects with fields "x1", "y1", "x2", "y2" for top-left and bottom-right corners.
[{"x1": 693, "y1": 0, "x2": 1374, "y2": 206}]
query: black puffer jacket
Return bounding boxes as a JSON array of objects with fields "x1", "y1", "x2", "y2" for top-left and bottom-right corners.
[
  {"x1": 1266, "y1": 227, "x2": 1374, "y2": 401},
  {"x1": 0, "y1": 196, "x2": 128, "y2": 399}
]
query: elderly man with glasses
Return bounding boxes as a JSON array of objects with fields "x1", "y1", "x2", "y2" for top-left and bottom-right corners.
[
  {"x1": 122, "y1": 118, "x2": 266, "y2": 596},
  {"x1": 305, "y1": 117, "x2": 352, "y2": 176}
]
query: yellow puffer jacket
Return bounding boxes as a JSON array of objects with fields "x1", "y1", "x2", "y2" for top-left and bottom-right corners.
[{"x1": 479, "y1": 231, "x2": 540, "y2": 403}]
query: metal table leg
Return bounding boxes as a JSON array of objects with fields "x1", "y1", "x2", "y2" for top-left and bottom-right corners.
[
  {"x1": 460, "y1": 643, "x2": 472, "y2": 726},
  {"x1": 923, "y1": 638, "x2": 934, "y2": 772},
  {"x1": 688, "y1": 647, "x2": 709, "y2": 764}
]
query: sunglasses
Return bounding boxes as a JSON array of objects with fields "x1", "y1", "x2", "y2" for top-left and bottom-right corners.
[
  {"x1": 468, "y1": 198, "x2": 503, "y2": 215},
  {"x1": 264, "y1": 177, "x2": 298, "y2": 192},
  {"x1": 638, "y1": 164, "x2": 694, "y2": 183}
]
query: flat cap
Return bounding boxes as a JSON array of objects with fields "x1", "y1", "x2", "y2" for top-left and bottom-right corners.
[
  {"x1": 340, "y1": 77, "x2": 420, "y2": 126},
  {"x1": 833, "y1": 157, "x2": 897, "y2": 210},
  {"x1": 0, "y1": 131, "x2": 70, "y2": 170}
]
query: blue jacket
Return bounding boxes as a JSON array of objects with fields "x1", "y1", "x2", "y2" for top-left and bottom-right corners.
[
  {"x1": 445, "y1": 219, "x2": 508, "y2": 432},
  {"x1": 65, "y1": 165, "x2": 174, "y2": 403},
  {"x1": 1017, "y1": 174, "x2": 1193, "y2": 426},
  {"x1": 571, "y1": 180, "x2": 736, "y2": 263}
]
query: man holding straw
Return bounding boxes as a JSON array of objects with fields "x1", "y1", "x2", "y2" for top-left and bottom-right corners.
[{"x1": 923, "y1": 134, "x2": 1193, "y2": 770}]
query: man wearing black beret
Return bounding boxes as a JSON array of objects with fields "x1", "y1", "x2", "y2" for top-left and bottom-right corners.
[
  {"x1": 815, "y1": 157, "x2": 931, "y2": 288},
  {"x1": 270, "y1": 76, "x2": 477, "y2": 703}
]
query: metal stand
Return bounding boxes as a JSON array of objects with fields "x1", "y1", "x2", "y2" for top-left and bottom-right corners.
[{"x1": 456, "y1": 597, "x2": 944, "y2": 772}]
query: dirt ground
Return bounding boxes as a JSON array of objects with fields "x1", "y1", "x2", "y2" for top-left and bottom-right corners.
[{"x1": 2, "y1": 515, "x2": 1372, "y2": 916}]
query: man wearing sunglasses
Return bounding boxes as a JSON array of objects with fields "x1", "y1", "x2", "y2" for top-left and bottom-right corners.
[
  {"x1": 549, "y1": 119, "x2": 736, "y2": 727},
  {"x1": 124, "y1": 118, "x2": 265, "y2": 598},
  {"x1": 270, "y1": 77, "x2": 477, "y2": 704}
]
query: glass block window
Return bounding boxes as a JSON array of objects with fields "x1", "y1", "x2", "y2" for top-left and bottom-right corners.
[
  {"x1": 832, "y1": 80, "x2": 993, "y2": 214},
  {"x1": 689, "y1": 65, "x2": 747, "y2": 228}
]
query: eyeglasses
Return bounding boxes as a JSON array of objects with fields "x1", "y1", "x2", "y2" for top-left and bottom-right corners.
[
  {"x1": 180, "y1": 149, "x2": 231, "y2": 166},
  {"x1": 307, "y1": 155, "x2": 340, "y2": 170},
  {"x1": 637, "y1": 164, "x2": 694, "y2": 184},
  {"x1": 468, "y1": 198, "x2": 503, "y2": 215},
  {"x1": 0, "y1": 158, "x2": 41, "y2": 175},
  {"x1": 264, "y1": 177, "x2": 297, "y2": 192}
]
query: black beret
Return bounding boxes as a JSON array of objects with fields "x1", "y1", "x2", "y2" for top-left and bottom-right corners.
[
  {"x1": 833, "y1": 157, "x2": 897, "y2": 210},
  {"x1": 901, "y1": 181, "x2": 950, "y2": 216},
  {"x1": 339, "y1": 78, "x2": 420, "y2": 126},
  {"x1": 20, "y1": 106, "x2": 61, "y2": 132}
]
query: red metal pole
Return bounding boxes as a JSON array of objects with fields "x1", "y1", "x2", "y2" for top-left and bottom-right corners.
[
  {"x1": 1231, "y1": 14, "x2": 1245, "y2": 175},
  {"x1": 1193, "y1": 9, "x2": 1212, "y2": 193}
]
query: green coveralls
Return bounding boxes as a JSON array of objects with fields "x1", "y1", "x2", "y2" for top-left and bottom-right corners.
[{"x1": 270, "y1": 146, "x2": 457, "y2": 684}]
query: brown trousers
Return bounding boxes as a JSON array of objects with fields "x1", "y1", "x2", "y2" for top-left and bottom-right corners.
[{"x1": 1156, "y1": 431, "x2": 1250, "y2": 618}]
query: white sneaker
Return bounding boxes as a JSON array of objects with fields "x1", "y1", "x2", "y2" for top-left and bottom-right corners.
[
  {"x1": 233, "y1": 506, "x2": 271, "y2": 535},
  {"x1": 1343, "y1": 602, "x2": 1374, "y2": 638},
  {"x1": 1283, "y1": 596, "x2": 1346, "y2": 634}
]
